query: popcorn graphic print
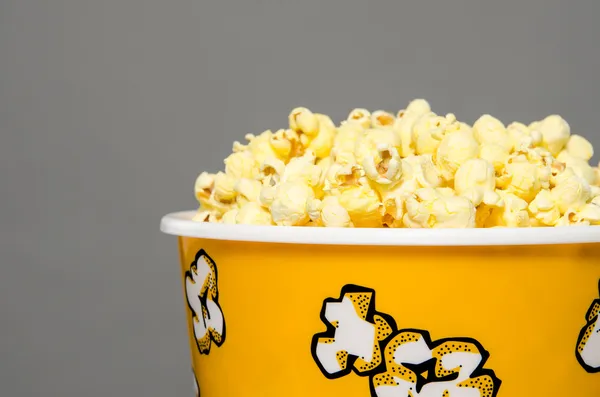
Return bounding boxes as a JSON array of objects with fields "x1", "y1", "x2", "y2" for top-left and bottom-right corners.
[
  {"x1": 311, "y1": 284, "x2": 501, "y2": 397},
  {"x1": 185, "y1": 249, "x2": 225, "y2": 355},
  {"x1": 576, "y1": 280, "x2": 600, "y2": 373}
]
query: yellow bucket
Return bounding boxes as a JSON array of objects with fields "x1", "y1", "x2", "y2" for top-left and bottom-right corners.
[{"x1": 161, "y1": 211, "x2": 600, "y2": 397}]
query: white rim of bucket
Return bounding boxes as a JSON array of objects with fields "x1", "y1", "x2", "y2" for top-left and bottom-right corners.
[{"x1": 161, "y1": 211, "x2": 600, "y2": 246}]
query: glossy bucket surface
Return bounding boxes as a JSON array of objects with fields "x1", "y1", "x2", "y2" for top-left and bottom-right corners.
[{"x1": 175, "y1": 234, "x2": 600, "y2": 397}]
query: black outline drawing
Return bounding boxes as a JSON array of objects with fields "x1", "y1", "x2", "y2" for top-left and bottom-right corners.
[
  {"x1": 368, "y1": 328, "x2": 501, "y2": 397},
  {"x1": 576, "y1": 279, "x2": 600, "y2": 373},
  {"x1": 311, "y1": 284, "x2": 501, "y2": 397},
  {"x1": 185, "y1": 249, "x2": 226, "y2": 356},
  {"x1": 310, "y1": 284, "x2": 397, "y2": 379}
]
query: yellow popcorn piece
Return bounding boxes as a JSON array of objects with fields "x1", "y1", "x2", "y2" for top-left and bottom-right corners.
[
  {"x1": 324, "y1": 163, "x2": 366, "y2": 193},
  {"x1": 221, "y1": 209, "x2": 239, "y2": 224},
  {"x1": 565, "y1": 134, "x2": 594, "y2": 161},
  {"x1": 281, "y1": 151, "x2": 322, "y2": 187},
  {"x1": 213, "y1": 172, "x2": 238, "y2": 203},
  {"x1": 401, "y1": 154, "x2": 442, "y2": 189},
  {"x1": 403, "y1": 187, "x2": 475, "y2": 228},
  {"x1": 338, "y1": 185, "x2": 382, "y2": 227},
  {"x1": 243, "y1": 130, "x2": 283, "y2": 164},
  {"x1": 507, "y1": 122, "x2": 540, "y2": 151},
  {"x1": 401, "y1": 98, "x2": 432, "y2": 117},
  {"x1": 479, "y1": 143, "x2": 509, "y2": 175},
  {"x1": 224, "y1": 151, "x2": 259, "y2": 179},
  {"x1": 363, "y1": 146, "x2": 403, "y2": 185},
  {"x1": 347, "y1": 108, "x2": 371, "y2": 129},
  {"x1": 320, "y1": 196, "x2": 354, "y2": 228},
  {"x1": 306, "y1": 198, "x2": 323, "y2": 223},
  {"x1": 270, "y1": 182, "x2": 315, "y2": 226},
  {"x1": 500, "y1": 154, "x2": 546, "y2": 202},
  {"x1": 192, "y1": 210, "x2": 219, "y2": 223},
  {"x1": 472, "y1": 114, "x2": 511, "y2": 152},
  {"x1": 412, "y1": 113, "x2": 457, "y2": 155},
  {"x1": 194, "y1": 172, "x2": 232, "y2": 215},
  {"x1": 308, "y1": 114, "x2": 336, "y2": 158},
  {"x1": 234, "y1": 178, "x2": 262, "y2": 205},
  {"x1": 355, "y1": 128, "x2": 401, "y2": 165},
  {"x1": 434, "y1": 129, "x2": 479, "y2": 181},
  {"x1": 556, "y1": 210, "x2": 589, "y2": 227},
  {"x1": 557, "y1": 151, "x2": 597, "y2": 186},
  {"x1": 259, "y1": 183, "x2": 278, "y2": 208},
  {"x1": 551, "y1": 168, "x2": 592, "y2": 214},
  {"x1": 235, "y1": 202, "x2": 272, "y2": 225},
  {"x1": 194, "y1": 172, "x2": 215, "y2": 204},
  {"x1": 528, "y1": 189, "x2": 561, "y2": 226},
  {"x1": 454, "y1": 159, "x2": 496, "y2": 206},
  {"x1": 371, "y1": 110, "x2": 395, "y2": 128},
  {"x1": 289, "y1": 107, "x2": 319, "y2": 137},
  {"x1": 485, "y1": 190, "x2": 530, "y2": 227},
  {"x1": 533, "y1": 114, "x2": 571, "y2": 156},
  {"x1": 572, "y1": 203, "x2": 600, "y2": 225}
]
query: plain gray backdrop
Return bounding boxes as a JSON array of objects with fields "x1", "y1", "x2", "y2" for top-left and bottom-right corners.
[{"x1": 1, "y1": 0, "x2": 599, "y2": 396}]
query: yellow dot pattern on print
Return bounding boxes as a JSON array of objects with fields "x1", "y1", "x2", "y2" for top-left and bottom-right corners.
[
  {"x1": 576, "y1": 282, "x2": 600, "y2": 372},
  {"x1": 312, "y1": 287, "x2": 395, "y2": 378},
  {"x1": 185, "y1": 250, "x2": 225, "y2": 355},
  {"x1": 312, "y1": 285, "x2": 501, "y2": 397}
]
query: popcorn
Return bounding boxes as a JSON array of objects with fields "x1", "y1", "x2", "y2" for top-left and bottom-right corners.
[
  {"x1": 281, "y1": 151, "x2": 322, "y2": 187},
  {"x1": 192, "y1": 99, "x2": 599, "y2": 228},
  {"x1": 533, "y1": 114, "x2": 571, "y2": 156},
  {"x1": 320, "y1": 196, "x2": 354, "y2": 228},
  {"x1": 235, "y1": 202, "x2": 272, "y2": 225},
  {"x1": 434, "y1": 129, "x2": 479, "y2": 181},
  {"x1": 337, "y1": 185, "x2": 382, "y2": 227},
  {"x1": 213, "y1": 172, "x2": 238, "y2": 202},
  {"x1": 403, "y1": 187, "x2": 476, "y2": 228},
  {"x1": 221, "y1": 209, "x2": 239, "y2": 224},
  {"x1": 566, "y1": 134, "x2": 594, "y2": 161},
  {"x1": 473, "y1": 114, "x2": 511, "y2": 152},
  {"x1": 557, "y1": 151, "x2": 597, "y2": 186},
  {"x1": 393, "y1": 100, "x2": 434, "y2": 158},
  {"x1": 528, "y1": 189, "x2": 561, "y2": 226},
  {"x1": 479, "y1": 143, "x2": 509, "y2": 175},
  {"x1": 484, "y1": 190, "x2": 530, "y2": 227},
  {"x1": 454, "y1": 159, "x2": 496, "y2": 206},
  {"x1": 347, "y1": 108, "x2": 371, "y2": 129},
  {"x1": 270, "y1": 182, "x2": 315, "y2": 226},
  {"x1": 551, "y1": 168, "x2": 591, "y2": 214},
  {"x1": 412, "y1": 113, "x2": 457, "y2": 155},
  {"x1": 224, "y1": 151, "x2": 259, "y2": 179},
  {"x1": 371, "y1": 110, "x2": 395, "y2": 128},
  {"x1": 289, "y1": 107, "x2": 319, "y2": 137},
  {"x1": 308, "y1": 114, "x2": 336, "y2": 158},
  {"x1": 363, "y1": 146, "x2": 402, "y2": 185},
  {"x1": 234, "y1": 178, "x2": 262, "y2": 205}
]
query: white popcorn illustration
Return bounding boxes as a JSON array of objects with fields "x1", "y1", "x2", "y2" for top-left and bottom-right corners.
[
  {"x1": 185, "y1": 249, "x2": 225, "y2": 355},
  {"x1": 311, "y1": 285, "x2": 396, "y2": 377},
  {"x1": 312, "y1": 284, "x2": 501, "y2": 397},
  {"x1": 576, "y1": 280, "x2": 600, "y2": 373},
  {"x1": 371, "y1": 331, "x2": 500, "y2": 396}
]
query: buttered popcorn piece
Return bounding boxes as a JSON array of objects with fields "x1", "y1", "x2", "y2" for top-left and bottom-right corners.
[
  {"x1": 193, "y1": 99, "x2": 600, "y2": 228},
  {"x1": 404, "y1": 187, "x2": 476, "y2": 228},
  {"x1": 270, "y1": 182, "x2": 315, "y2": 226},
  {"x1": 454, "y1": 159, "x2": 496, "y2": 206},
  {"x1": 434, "y1": 129, "x2": 479, "y2": 181}
]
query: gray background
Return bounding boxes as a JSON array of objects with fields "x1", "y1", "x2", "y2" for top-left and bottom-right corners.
[{"x1": 1, "y1": 0, "x2": 599, "y2": 395}]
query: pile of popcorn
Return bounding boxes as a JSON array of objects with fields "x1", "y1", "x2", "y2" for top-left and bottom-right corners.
[{"x1": 194, "y1": 99, "x2": 600, "y2": 228}]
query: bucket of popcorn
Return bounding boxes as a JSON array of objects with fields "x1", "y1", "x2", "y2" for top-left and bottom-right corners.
[{"x1": 161, "y1": 100, "x2": 600, "y2": 397}]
